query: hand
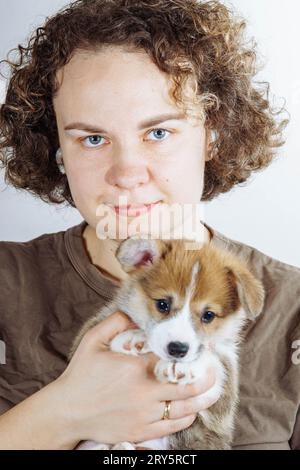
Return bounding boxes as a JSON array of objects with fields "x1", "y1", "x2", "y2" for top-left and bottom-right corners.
[{"x1": 54, "y1": 311, "x2": 219, "y2": 446}]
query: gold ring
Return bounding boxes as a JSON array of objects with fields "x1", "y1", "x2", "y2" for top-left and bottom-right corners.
[{"x1": 162, "y1": 400, "x2": 171, "y2": 420}]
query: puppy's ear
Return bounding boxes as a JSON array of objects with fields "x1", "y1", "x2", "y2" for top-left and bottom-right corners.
[
  {"x1": 226, "y1": 263, "x2": 265, "y2": 320},
  {"x1": 116, "y1": 237, "x2": 165, "y2": 273}
]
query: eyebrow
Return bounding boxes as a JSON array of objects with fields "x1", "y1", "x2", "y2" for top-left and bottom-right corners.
[{"x1": 64, "y1": 112, "x2": 186, "y2": 133}]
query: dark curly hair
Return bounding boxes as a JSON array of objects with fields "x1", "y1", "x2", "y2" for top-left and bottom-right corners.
[{"x1": 0, "y1": 0, "x2": 289, "y2": 206}]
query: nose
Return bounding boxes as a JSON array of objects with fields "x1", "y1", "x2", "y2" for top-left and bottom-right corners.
[
  {"x1": 106, "y1": 164, "x2": 149, "y2": 190},
  {"x1": 167, "y1": 341, "x2": 189, "y2": 358}
]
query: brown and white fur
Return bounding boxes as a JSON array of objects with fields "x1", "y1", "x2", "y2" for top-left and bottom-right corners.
[{"x1": 70, "y1": 237, "x2": 265, "y2": 450}]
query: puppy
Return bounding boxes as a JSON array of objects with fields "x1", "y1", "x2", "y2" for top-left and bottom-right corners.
[{"x1": 71, "y1": 237, "x2": 265, "y2": 450}]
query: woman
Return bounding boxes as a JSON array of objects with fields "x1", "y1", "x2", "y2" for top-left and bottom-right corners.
[{"x1": 0, "y1": 0, "x2": 299, "y2": 450}]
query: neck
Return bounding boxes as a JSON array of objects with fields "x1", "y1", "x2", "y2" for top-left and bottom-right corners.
[
  {"x1": 82, "y1": 222, "x2": 211, "y2": 283},
  {"x1": 82, "y1": 224, "x2": 128, "y2": 283}
]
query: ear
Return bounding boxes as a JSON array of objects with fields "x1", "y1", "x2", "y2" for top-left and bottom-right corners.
[
  {"x1": 115, "y1": 236, "x2": 165, "y2": 273},
  {"x1": 204, "y1": 128, "x2": 217, "y2": 162},
  {"x1": 226, "y1": 263, "x2": 265, "y2": 320}
]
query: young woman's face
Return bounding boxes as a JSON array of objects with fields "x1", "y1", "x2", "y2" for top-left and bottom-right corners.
[{"x1": 53, "y1": 46, "x2": 211, "y2": 235}]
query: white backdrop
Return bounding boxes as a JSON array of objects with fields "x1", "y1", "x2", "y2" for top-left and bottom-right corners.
[{"x1": 0, "y1": 0, "x2": 299, "y2": 267}]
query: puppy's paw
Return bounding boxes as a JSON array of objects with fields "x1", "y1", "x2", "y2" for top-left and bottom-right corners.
[
  {"x1": 110, "y1": 329, "x2": 151, "y2": 356},
  {"x1": 154, "y1": 360, "x2": 198, "y2": 385},
  {"x1": 111, "y1": 441, "x2": 136, "y2": 450}
]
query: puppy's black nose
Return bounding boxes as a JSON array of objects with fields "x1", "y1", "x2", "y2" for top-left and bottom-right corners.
[{"x1": 167, "y1": 341, "x2": 189, "y2": 358}]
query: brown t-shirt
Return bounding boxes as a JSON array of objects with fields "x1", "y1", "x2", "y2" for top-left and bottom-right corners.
[{"x1": 0, "y1": 220, "x2": 299, "y2": 450}]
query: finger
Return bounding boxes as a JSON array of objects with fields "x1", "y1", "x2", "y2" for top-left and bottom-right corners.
[
  {"x1": 190, "y1": 381, "x2": 223, "y2": 410},
  {"x1": 154, "y1": 367, "x2": 216, "y2": 402},
  {"x1": 88, "y1": 311, "x2": 137, "y2": 348},
  {"x1": 140, "y1": 352, "x2": 161, "y2": 370},
  {"x1": 152, "y1": 387, "x2": 220, "y2": 423},
  {"x1": 144, "y1": 414, "x2": 196, "y2": 441}
]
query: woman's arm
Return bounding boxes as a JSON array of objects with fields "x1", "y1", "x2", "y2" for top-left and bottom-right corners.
[
  {"x1": 0, "y1": 312, "x2": 218, "y2": 449},
  {"x1": 0, "y1": 380, "x2": 78, "y2": 449}
]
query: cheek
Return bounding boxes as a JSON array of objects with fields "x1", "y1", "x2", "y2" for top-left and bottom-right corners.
[
  {"x1": 151, "y1": 164, "x2": 203, "y2": 203},
  {"x1": 67, "y1": 166, "x2": 105, "y2": 201},
  {"x1": 151, "y1": 145, "x2": 205, "y2": 202},
  {"x1": 67, "y1": 172, "x2": 90, "y2": 204}
]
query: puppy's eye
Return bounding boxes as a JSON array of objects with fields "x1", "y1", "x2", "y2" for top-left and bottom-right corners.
[
  {"x1": 201, "y1": 311, "x2": 216, "y2": 324},
  {"x1": 155, "y1": 299, "x2": 171, "y2": 314}
]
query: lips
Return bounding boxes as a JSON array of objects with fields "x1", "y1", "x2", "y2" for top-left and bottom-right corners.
[{"x1": 112, "y1": 200, "x2": 161, "y2": 216}]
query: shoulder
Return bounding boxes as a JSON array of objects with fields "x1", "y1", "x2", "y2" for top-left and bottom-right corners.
[
  {"x1": 234, "y1": 240, "x2": 300, "y2": 335},
  {"x1": 231, "y1": 237, "x2": 300, "y2": 293},
  {"x1": 210, "y1": 225, "x2": 300, "y2": 292},
  {"x1": 0, "y1": 228, "x2": 66, "y2": 268},
  {"x1": 210, "y1": 224, "x2": 300, "y2": 333},
  {"x1": 0, "y1": 228, "x2": 73, "y2": 295}
]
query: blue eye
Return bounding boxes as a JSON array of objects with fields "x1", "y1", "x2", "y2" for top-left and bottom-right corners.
[
  {"x1": 201, "y1": 311, "x2": 216, "y2": 324},
  {"x1": 148, "y1": 128, "x2": 170, "y2": 141},
  {"x1": 155, "y1": 298, "x2": 171, "y2": 314},
  {"x1": 82, "y1": 135, "x2": 105, "y2": 148},
  {"x1": 81, "y1": 129, "x2": 170, "y2": 148}
]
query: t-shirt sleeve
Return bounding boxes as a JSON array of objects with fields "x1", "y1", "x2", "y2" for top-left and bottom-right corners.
[
  {"x1": 290, "y1": 407, "x2": 300, "y2": 450},
  {"x1": 289, "y1": 308, "x2": 300, "y2": 450},
  {"x1": 0, "y1": 232, "x2": 104, "y2": 409},
  {"x1": 0, "y1": 396, "x2": 14, "y2": 416}
]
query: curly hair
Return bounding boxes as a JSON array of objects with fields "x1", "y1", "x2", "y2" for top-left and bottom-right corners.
[{"x1": 0, "y1": 0, "x2": 289, "y2": 206}]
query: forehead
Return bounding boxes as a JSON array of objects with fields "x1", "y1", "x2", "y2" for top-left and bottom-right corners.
[
  {"x1": 53, "y1": 47, "x2": 174, "y2": 108},
  {"x1": 52, "y1": 46, "x2": 202, "y2": 128}
]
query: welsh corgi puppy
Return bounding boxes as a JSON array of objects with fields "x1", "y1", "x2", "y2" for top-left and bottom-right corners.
[{"x1": 71, "y1": 236, "x2": 264, "y2": 450}]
